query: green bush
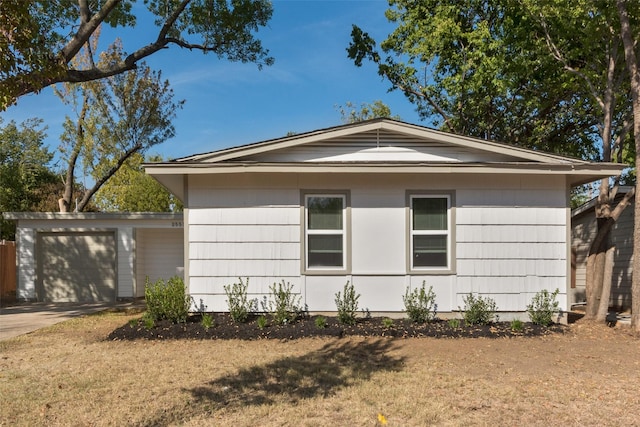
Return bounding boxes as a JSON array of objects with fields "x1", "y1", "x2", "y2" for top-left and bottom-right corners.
[
  {"x1": 257, "y1": 315, "x2": 268, "y2": 329},
  {"x1": 335, "y1": 281, "x2": 360, "y2": 325},
  {"x1": 448, "y1": 318, "x2": 461, "y2": 329},
  {"x1": 261, "y1": 280, "x2": 303, "y2": 325},
  {"x1": 510, "y1": 319, "x2": 524, "y2": 332},
  {"x1": 314, "y1": 316, "x2": 327, "y2": 329},
  {"x1": 144, "y1": 276, "x2": 190, "y2": 324},
  {"x1": 403, "y1": 281, "x2": 437, "y2": 323},
  {"x1": 527, "y1": 288, "x2": 560, "y2": 326},
  {"x1": 224, "y1": 278, "x2": 256, "y2": 323},
  {"x1": 201, "y1": 313, "x2": 215, "y2": 331},
  {"x1": 142, "y1": 313, "x2": 155, "y2": 330},
  {"x1": 382, "y1": 317, "x2": 394, "y2": 328},
  {"x1": 461, "y1": 293, "x2": 497, "y2": 325}
]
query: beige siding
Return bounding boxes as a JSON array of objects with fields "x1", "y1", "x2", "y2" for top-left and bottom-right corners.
[{"x1": 571, "y1": 203, "x2": 634, "y2": 310}]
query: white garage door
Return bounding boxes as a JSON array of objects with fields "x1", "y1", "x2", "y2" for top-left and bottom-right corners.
[
  {"x1": 136, "y1": 228, "x2": 184, "y2": 297},
  {"x1": 37, "y1": 231, "x2": 117, "y2": 302}
]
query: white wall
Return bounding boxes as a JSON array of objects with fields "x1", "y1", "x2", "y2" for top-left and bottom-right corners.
[
  {"x1": 135, "y1": 228, "x2": 185, "y2": 297},
  {"x1": 12, "y1": 214, "x2": 183, "y2": 302},
  {"x1": 186, "y1": 173, "x2": 569, "y2": 314}
]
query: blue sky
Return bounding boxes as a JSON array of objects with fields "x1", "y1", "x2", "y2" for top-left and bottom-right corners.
[{"x1": 2, "y1": 0, "x2": 424, "y2": 163}]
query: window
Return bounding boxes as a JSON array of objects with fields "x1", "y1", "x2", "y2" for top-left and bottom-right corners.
[
  {"x1": 305, "y1": 194, "x2": 346, "y2": 270},
  {"x1": 410, "y1": 195, "x2": 451, "y2": 269}
]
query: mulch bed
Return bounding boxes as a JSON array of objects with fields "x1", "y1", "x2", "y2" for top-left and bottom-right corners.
[{"x1": 107, "y1": 313, "x2": 566, "y2": 341}]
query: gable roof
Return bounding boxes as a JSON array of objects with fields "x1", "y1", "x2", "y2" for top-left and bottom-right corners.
[
  {"x1": 145, "y1": 119, "x2": 625, "y2": 200},
  {"x1": 172, "y1": 118, "x2": 587, "y2": 164}
]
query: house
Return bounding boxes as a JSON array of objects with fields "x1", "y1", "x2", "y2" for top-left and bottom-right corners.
[
  {"x1": 3, "y1": 212, "x2": 184, "y2": 302},
  {"x1": 571, "y1": 187, "x2": 634, "y2": 311},
  {"x1": 145, "y1": 119, "x2": 623, "y2": 317}
]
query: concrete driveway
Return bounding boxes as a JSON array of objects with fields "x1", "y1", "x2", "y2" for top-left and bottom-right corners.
[{"x1": 0, "y1": 302, "x2": 144, "y2": 341}]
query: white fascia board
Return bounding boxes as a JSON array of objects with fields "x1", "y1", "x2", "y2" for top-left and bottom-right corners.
[
  {"x1": 2, "y1": 212, "x2": 183, "y2": 221},
  {"x1": 144, "y1": 162, "x2": 624, "y2": 183}
]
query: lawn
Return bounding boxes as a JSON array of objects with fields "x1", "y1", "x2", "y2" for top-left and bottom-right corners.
[{"x1": 1, "y1": 311, "x2": 639, "y2": 426}]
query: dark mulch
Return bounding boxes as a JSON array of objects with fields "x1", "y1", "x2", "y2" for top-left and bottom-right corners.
[{"x1": 107, "y1": 313, "x2": 566, "y2": 341}]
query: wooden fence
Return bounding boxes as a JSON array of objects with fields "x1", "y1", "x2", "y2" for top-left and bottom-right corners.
[{"x1": 1, "y1": 240, "x2": 17, "y2": 303}]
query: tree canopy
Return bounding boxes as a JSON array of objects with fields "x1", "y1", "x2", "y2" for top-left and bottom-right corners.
[
  {"x1": 0, "y1": 118, "x2": 57, "y2": 239},
  {"x1": 56, "y1": 41, "x2": 183, "y2": 212},
  {"x1": 347, "y1": 0, "x2": 603, "y2": 160},
  {"x1": 0, "y1": 0, "x2": 273, "y2": 109},
  {"x1": 336, "y1": 100, "x2": 400, "y2": 124},
  {"x1": 94, "y1": 153, "x2": 182, "y2": 212}
]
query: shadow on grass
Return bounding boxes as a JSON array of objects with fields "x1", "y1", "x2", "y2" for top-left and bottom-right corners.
[{"x1": 141, "y1": 339, "x2": 404, "y2": 426}]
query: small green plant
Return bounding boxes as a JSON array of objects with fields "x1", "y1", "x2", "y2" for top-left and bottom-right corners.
[
  {"x1": 461, "y1": 293, "x2": 497, "y2": 325},
  {"x1": 510, "y1": 319, "x2": 524, "y2": 332},
  {"x1": 144, "y1": 276, "x2": 190, "y2": 324},
  {"x1": 142, "y1": 313, "x2": 155, "y2": 330},
  {"x1": 527, "y1": 288, "x2": 560, "y2": 326},
  {"x1": 261, "y1": 280, "x2": 302, "y2": 325},
  {"x1": 403, "y1": 281, "x2": 438, "y2": 323},
  {"x1": 335, "y1": 281, "x2": 360, "y2": 325},
  {"x1": 201, "y1": 313, "x2": 215, "y2": 331},
  {"x1": 256, "y1": 315, "x2": 268, "y2": 329},
  {"x1": 448, "y1": 318, "x2": 460, "y2": 328},
  {"x1": 128, "y1": 318, "x2": 138, "y2": 328},
  {"x1": 382, "y1": 317, "x2": 394, "y2": 328},
  {"x1": 315, "y1": 316, "x2": 327, "y2": 329},
  {"x1": 224, "y1": 278, "x2": 256, "y2": 323}
]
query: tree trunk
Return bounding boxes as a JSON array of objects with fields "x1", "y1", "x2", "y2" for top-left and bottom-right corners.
[
  {"x1": 60, "y1": 96, "x2": 89, "y2": 212},
  {"x1": 583, "y1": 191, "x2": 634, "y2": 320},
  {"x1": 596, "y1": 244, "x2": 615, "y2": 322},
  {"x1": 617, "y1": 0, "x2": 640, "y2": 331}
]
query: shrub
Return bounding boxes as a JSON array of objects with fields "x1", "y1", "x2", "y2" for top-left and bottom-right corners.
[
  {"x1": 201, "y1": 313, "x2": 215, "y2": 331},
  {"x1": 403, "y1": 281, "x2": 437, "y2": 323},
  {"x1": 448, "y1": 318, "x2": 460, "y2": 329},
  {"x1": 510, "y1": 319, "x2": 524, "y2": 332},
  {"x1": 261, "y1": 280, "x2": 303, "y2": 325},
  {"x1": 335, "y1": 281, "x2": 360, "y2": 325},
  {"x1": 461, "y1": 293, "x2": 497, "y2": 325},
  {"x1": 142, "y1": 313, "x2": 155, "y2": 330},
  {"x1": 257, "y1": 315, "x2": 268, "y2": 329},
  {"x1": 315, "y1": 316, "x2": 327, "y2": 329},
  {"x1": 382, "y1": 317, "x2": 394, "y2": 328},
  {"x1": 224, "y1": 278, "x2": 256, "y2": 323},
  {"x1": 144, "y1": 276, "x2": 190, "y2": 324},
  {"x1": 527, "y1": 288, "x2": 560, "y2": 326}
]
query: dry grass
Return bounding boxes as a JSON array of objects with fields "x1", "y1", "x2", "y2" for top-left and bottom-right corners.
[{"x1": 1, "y1": 312, "x2": 639, "y2": 426}]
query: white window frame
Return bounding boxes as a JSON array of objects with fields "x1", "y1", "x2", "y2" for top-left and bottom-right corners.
[
  {"x1": 409, "y1": 194, "x2": 452, "y2": 271},
  {"x1": 304, "y1": 193, "x2": 347, "y2": 272}
]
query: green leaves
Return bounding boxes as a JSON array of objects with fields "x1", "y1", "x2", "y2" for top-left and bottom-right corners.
[
  {"x1": 1, "y1": 0, "x2": 274, "y2": 108},
  {"x1": 347, "y1": 0, "x2": 613, "y2": 159}
]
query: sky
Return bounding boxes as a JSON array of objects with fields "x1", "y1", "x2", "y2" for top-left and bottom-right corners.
[{"x1": 1, "y1": 0, "x2": 424, "y2": 164}]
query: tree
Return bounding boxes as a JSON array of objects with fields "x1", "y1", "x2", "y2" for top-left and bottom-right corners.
[
  {"x1": 348, "y1": 0, "x2": 634, "y2": 322},
  {"x1": 94, "y1": 153, "x2": 182, "y2": 212},
  {"x1": 0, "y1": 118, "x2": 57, "y2": 239},
  {"x1": 616, "y1": 0, "x2": 640, "y2": 331},
  {"x1": 57, "y1": 41, "x2": 183, "y2": 212},
  {"x1": 347, "y1": 0, "x2": 599, "y2": 159},
  {"x1": 0, "y1": 0, "x2": 273, "y2": 109},
  {"x1": 336, "y1": 100, "x2": 400, "y2": 124}
]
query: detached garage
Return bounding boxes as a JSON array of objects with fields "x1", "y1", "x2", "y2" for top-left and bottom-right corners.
[{"x1": 3, "y1": 213, "x2": 184, "y2": 303}]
